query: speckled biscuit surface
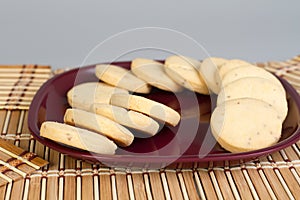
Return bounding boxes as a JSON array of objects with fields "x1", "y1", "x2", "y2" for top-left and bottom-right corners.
[
  {"x1": 211, "y1": 98, "x2": 282, "y2": 153},
  {"x1": 217, "y1": 77, "x2": 287, "y2": 121},
  {"x1": 40, "y1": 121, "x2": 117, "y2": 155}
]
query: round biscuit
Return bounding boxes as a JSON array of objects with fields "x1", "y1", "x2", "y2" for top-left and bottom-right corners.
[
  {"x1": 211, "y1": 98, "x2": 282, "y2": 153},
  {"x1": 221, "y1": 65, "x2": 282, "y2": 87},
  {"x1": 217, "y1": 59, "x2": 252, "y2": 80},
  {"x1": 217, "y1": 77, "x2": 287, "y2": 121}
]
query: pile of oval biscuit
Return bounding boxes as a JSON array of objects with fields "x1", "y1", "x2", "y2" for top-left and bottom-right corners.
[{"x1": 40, "y1": 56, "x2": 287, "y2": 154}]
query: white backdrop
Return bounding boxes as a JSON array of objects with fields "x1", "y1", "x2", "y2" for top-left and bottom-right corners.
[{"x1": 0, "y1": 0, "x2": 299, "y2": 69}]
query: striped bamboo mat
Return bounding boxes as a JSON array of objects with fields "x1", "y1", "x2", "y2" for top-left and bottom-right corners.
[
  {"x1": 0, "y1": 65, "x2": 52, "y2": 110},
  {"x1": 0, "y1": 57, "x2": 300, "y2": 199}
]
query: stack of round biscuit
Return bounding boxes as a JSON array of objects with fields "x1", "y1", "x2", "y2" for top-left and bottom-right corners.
[{"x1": 200, "y1": 58, "x2": 287, "y2": 153}]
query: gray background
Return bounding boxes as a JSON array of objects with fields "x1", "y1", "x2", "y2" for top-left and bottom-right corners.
[{"x1": 0, "y1": 0, "x2": 299, "y2": 69}]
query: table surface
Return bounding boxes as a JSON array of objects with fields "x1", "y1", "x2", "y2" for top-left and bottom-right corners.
[{"x1": 0, "y1": 56, "x2": 300, "y2": 200}]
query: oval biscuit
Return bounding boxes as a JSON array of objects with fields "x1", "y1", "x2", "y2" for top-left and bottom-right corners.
[
  {"x1": 64, "y1": 108, "x2": 134, "y2": 147},
  {"x1": 40, "y1": 121, "x2": 117, "y2": 155},
  {"x1": 67, "y1": 82, "x2": 128, "y2": 111},
  {"x1": 91, "y1": 104, "x2": 160, "y2": 136},
  {"x1": 110, "y1": 93, "x2": 181, "y2": 126},
  {"x1": 95, "y1": 64, "x2": 151, "y2": 93},
  {"x1": 164, "y1": 55, "x2": 209, "y2": 94},
  {"x1": 131, "y1": 58, "x2": 183, "y2": 92},
  {"x1": 199, "y1": 57, "x2": 228, "y2": 94}
]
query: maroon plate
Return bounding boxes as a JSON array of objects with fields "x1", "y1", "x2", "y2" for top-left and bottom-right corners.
[{"x1": 28, "y1": 61, "x2": 300, "y2": 168}]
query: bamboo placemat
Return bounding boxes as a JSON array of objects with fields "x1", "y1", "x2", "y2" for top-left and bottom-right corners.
[
  {"x1": 0, "y1": 65, "x2": 51, "y2": 110},
  {"x1": 0, "y1": 138, "x2": 48, "y2": 187},
  {"x1": 0, "y1": 58, "x2": 300, "y2": 199}
]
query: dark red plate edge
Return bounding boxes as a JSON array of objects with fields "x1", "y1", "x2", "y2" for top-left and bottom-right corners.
[{"x1": 27, "y1": 62, "x2": 300, "y2": 164}]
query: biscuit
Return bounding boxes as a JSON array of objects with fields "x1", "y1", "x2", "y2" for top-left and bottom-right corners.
[
  {"x1": 217, "y1": 59, "x2": 252, "y2": 80},
  {"x1": 67, "y1": 82, "x2": 128, "y2": 111},
  {"x1": 110, "y1": 93, "x2": 181, "y2": 126},
  {"x1": 40, "y1": 121, "x2": 117, "y2": 155},
  {"x1": 221, "y1": 65, "x2": 282, "y2": 87},
  {"x1": 217, "y1": 77, "x2": 287, "y2": 121},
  {"x1": 95, "y1": 64, "x2": 151, "y2": 93},
  {"x1": 164, "y1": 55, "x2": 209, "y2": 94},
  {"x1": 199, "y1": 57, "x2": 228, "y2": 94},
  {"x1": 64, "y1": 108, "x2": 134, "y2": 147},
  {"x1": 91, "y1": 104, "x2": 160, "y2": 136},
  {"x1": 131, "y1": 58, "x2": 183, "y2": 92},
  {"x1": 211, "y1": 98, "x2": 282, "y2": 153}
]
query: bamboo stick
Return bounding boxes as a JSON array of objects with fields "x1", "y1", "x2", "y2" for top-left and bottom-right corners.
[
  {"x1": 230, "y1": 168, "x2": 253, "y2": 199},
  {"x1": 131, "y1": 173, "x2": 147, "y2": 200},
  {"x1": 0, "y1": 184, "x2": 8, "y2": 199},
  {"x1": 197, "y1": 169, "x2": 218, "y2": 199},
  {"x1": 115, "y1": 172, "x2": 130, "y2": 200},
  {"x1": 148, "y1": 171, "x2": 166, "y2": 200},
  {"x1": 28, "y1": 176, "x2": 42, "y2": 200},
  {"x1": 165, "y1": 170, "x2": 184, "y2": 200},
  {"x1": 99, "y1": 173, "x2": 112, "y2": 200},
  {"x1": 81, "y1": 175, "x2": 94, "y2": 200},
  {"x1": 10, "y1": 179, "x2": 25, "y2": 200},
  {"x1": 213, "y1": 169, "x2": 235, "y2": 199},
  {"x1": 182, "y1": 170, "x2": 201, "y2": 199},
  {"x1": 262, "y1": 168, "x2": 289, "y2": 199}
]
